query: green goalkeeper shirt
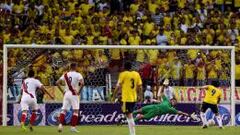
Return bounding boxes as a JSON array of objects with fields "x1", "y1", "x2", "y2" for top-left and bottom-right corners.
[{"x1": 156, "y1": 95, "x2": 178, "y2": 115}]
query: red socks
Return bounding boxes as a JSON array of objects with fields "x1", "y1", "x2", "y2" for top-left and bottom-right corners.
[
  {"x1": 21, "y1": 112, "x2": 27, "y2": 124},
  {"x1": 71, "y1": 113, "x2": 78, "y2": 127},
  {"x1": 59, "y1": 112, "x2": 78, "y2": 126},
  {"x1": 59, "y1": 113, "x2": 65, "y2": 124},
  {"x1": 30, "y1": 112, "x2": 37, "y2": 125}
]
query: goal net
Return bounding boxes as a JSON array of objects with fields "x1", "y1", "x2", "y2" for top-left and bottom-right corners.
[{"x1": 2, "y1": 45, "x2": 236, "y2": 126}]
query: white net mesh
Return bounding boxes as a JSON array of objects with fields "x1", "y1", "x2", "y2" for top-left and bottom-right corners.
[
  {"x1": 4, "y1": 45, "x2": 236, "y2": 126},
  {"x1": 6, "y1": 47, "x2": 232, "y2": 103}
]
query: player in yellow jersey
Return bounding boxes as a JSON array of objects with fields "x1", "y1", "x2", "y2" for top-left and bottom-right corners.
[
  {"x1": 112, "y1": 62, "x2": 142, "y2": 135},
  {"x1": 200, "y1": 80, "x2": 223, "y2": 129}
]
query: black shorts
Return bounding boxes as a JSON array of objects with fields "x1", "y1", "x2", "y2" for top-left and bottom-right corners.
[
  {"x1": 201, "y1": 102, "x2": 218, "y2": 114},
  {"x1": 121, "y1": 102, "x2": 136, "y2": 114}
]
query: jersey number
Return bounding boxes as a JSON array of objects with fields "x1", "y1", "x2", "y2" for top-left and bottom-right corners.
[
  {"x1": 130, "y1": 78, "x2": 135, "y2": 89},
  {"x1": 211, "y1": 89, "x2": 216, "y2": 96}
]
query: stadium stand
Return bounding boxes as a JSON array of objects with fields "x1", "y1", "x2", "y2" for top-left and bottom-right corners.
[{"x1": 0, "y1": 0, "x2": 240, "y2": 101}]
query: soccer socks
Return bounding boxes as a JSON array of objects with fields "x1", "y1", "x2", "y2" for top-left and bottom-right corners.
[
  {"x1": 200, "y1": 112, "x2": 207, "y2": 126},
  {"x1": 71, "y1": 113, "x2": 78, "y2": 127},
  {"x1": 127, "y1": 118, "x2": 136, "y2": 135},
  {"x1": 59, "y1": 112, "x2": 66, "y2": 125},
  {"x1": 216, "y1": 115, "x2": 223, "y2": 127},
  {"x1": 30, "y1": 112, "x2": 37, "y2": 125},
  {"x1": 21, "y1": 112, "x2": 27, "y2": 124}
]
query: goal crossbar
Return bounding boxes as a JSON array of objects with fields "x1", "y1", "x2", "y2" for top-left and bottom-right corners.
[
  {"x1": 2, "y1": 44, "x2": 236, "y2": 126},
  {"x1": 3, "y1": 44, "x2": 235, "y2": 49}
]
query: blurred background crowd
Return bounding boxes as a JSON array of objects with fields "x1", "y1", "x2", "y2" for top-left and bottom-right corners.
[{"x1": 0, "y1": 0, "x2": 240, "y2": 102}]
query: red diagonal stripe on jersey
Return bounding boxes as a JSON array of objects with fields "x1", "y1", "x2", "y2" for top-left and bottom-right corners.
[
  {"x1": 64, "y1": 73, "x2": 77, "y2": 95},
  {"x1": 22, "y1": 80, "x2": 34, "y2": 98}
]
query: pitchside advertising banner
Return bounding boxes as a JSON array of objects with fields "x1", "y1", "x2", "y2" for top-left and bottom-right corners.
[
  {"x1": 6, "y1": 103, "x2": 240, "y2": 126},
  {"x1": 4, "y1": 87, "x2": 240, "y2": 126},
  {"x1": 173, "y1": 87, "x2": 240, "y2": 103}
]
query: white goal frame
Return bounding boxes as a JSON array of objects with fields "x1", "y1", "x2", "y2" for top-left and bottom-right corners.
[{"x1": 2, "y1": 44, "x2": 236, "y2": 126}]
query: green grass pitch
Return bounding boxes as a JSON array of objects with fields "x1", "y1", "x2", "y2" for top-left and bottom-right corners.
[{"x1": 0, "y1": 125, "x2": 239, "y2": 135}]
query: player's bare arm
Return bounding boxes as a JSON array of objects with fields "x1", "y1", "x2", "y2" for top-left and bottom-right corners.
[
  {"x1": 56, "y1": 79, "x2": 65, "y2": 95},
  {"x1": 200, "y1": 85, "x2": 208, "y2": 90},
  {"x1": 112, "y1": 82, "x2": 120, "y2": 102},
  {"x1": 157, "y1": 86, "x2": 162, "y2": 100},
  {"x1": 172, "y1": 93, "x2": 177, "y2": 100},
  {"x1": 78, "y1": 79, "x2": 84, "y2": 95},
  {"x1": 159, "y1": 85, "x2": 165, "y2": 98},
  {"x1": 155, "y1": 85, "x2": 166, "y2": 102},
  {"x1": 137, "y1": 84, "x2": 143, "y2": 102},
  {"x1": 18, "y1": 89, "x2": 23, "y2": 103},
  {"x1": 177, "y1": 111, "x2": 189, "y2": 117},
  {"x1": 40, "y1": 85, "x2": 54, "y2": 99},
  {"x1": 217, "y1": 97, "x2": 221, "y2": 104}
]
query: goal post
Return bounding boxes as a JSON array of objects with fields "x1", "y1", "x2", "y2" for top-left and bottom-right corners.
[{"x1": 2, "y1": 44, "x2": 236, "y2": 126}]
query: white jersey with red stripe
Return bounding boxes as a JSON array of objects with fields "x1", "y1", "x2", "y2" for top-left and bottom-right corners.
[
  {"x1": 21, "y1": 78, "x2": 43, "y2": 99},
  {"x1": 59, "y1": 71, "x2": 83, "y2": 95}
]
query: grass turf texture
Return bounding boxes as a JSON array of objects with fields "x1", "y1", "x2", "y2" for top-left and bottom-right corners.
[{"x1": 0, "y1": 126, "x2": 239, "y2": 135}]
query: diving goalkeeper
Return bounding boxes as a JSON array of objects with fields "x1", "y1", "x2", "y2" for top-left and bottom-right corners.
[{"x1": 133, "y1": 86, "x2": 196, "y2": 121}]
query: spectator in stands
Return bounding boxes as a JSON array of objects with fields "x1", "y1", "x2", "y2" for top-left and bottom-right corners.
[
  {"x1": 207, "y1": 60, "x2": 219, "y2": 84},
  {"x1": 110, "y1": 0, "x2": 121, "y2": 14},
  {"x1": 171, "y1": 57, "x2": 182, "y2": 86},
  {"x1": 35, "y1": 0, "x2": 44, "y2": 23},
  {"x1": 151, "y1": 8, "x2": 164, "y2": 26},
  {"x1": 196, "y1": 60, "x2": 206, "y2": 86},
  {"x1": 183, "y1": 59, "x2": 195, "y2": 86},
  {"x1": 3, "y1": 0, "x2": 240, "y2": 103},
  {"x1": 143, "y1": 85, "x2": 157, "y2": 104},
  {"x1": 156, "y1": 28, "x2": 168, "y2": 45}
]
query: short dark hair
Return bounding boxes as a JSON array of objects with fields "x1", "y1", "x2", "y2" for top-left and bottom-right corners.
[
  {"x1": 124, "y1": 61, "x2": 132, "y2": 70},
  {"x1": 70, "y1": 63, "x2": 77, "y2": 69},
  {"x1": 28, "y1": 70, "x2": 35, "y2": 77},
  {"x1": 211, "y1": 80, "x2": 220, "y2": 87}
]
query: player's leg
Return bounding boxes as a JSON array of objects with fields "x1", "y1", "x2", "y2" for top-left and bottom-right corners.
[
  {"x1": 124, "y1": 102, "x2": 136, "y2": 135},
  {"x1": 135, "y1": 106, "x2": 157, "y2": 122},
  {"x1": 132, "y1": 108, "x2": 143, "y2": 116},
  {"x1": 134, "y1": 104, "x2": 155, "y2": 120},
  {"x1": 200, "y1": 102, "x2": 208, "y2": 128},
  {"x1": 29, "y1": 110, "x2": 36, "y2": 131},
  {"x1": 58, "y1": 109, "x2": 67, "y2": 132},
  {"x1": 211, "y1": 105, "x2": 223, "y2": 128},
  {"x1": 117, "y1": 102, "x2": 127, "y2": 125},
  {"x1": 28, "y1": 100, "x2": 38, "y2": 131},
  {"x1": 58, "y1": 94, "x2": 70, "y2": 132},
  {"x1": 20, "y1": 99, "x2": 28, "y2": 131},
  {"x1": 69, "y1": 95, "x2": 80, "y2": 133}
]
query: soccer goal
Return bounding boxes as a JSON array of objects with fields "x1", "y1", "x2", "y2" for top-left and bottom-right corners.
[{"x1": 2, "y1": 44, "x2": 236, "y2": 126}]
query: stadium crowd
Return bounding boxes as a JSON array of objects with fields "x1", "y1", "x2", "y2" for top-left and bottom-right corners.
[{"x1": 0, "y1": 0, "x2": 240, "y2": 101}]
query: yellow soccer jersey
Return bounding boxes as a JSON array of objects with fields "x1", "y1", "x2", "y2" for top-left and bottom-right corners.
[
  {"x1": 203, "y1": 85, "x2": 222, "y2": 105},
  {"x1": 118, "y1": 71, "x2": 142, "y2": 102}
]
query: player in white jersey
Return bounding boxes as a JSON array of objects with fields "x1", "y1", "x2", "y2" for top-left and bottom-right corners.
[
  {"x1": 20, "y1": 70, "x2": 53, "y2": 131},
  {"x1": 157, "y1": 79, "x2": 176, "y2": 101},
  {"x1": 56, "y1": 63, "x2": 84, "y2": 133}
]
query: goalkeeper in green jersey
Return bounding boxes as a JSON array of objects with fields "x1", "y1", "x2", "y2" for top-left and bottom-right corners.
[{"x1": 133, "y1": 86, "x2": 196, "y2": 122}]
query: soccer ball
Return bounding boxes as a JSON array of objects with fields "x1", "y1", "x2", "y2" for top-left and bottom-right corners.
[{"x1": 207, "y1": 119, "x2": 215, "y2": 126}]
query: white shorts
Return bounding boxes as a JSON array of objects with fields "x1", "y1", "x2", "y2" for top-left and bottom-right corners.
[
  {"x1": 62, "y1": 91, "x2": 80, "y2": 110},
  {"x1": 20, "y1": 97, "x2": 38, "y2": 111}
]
